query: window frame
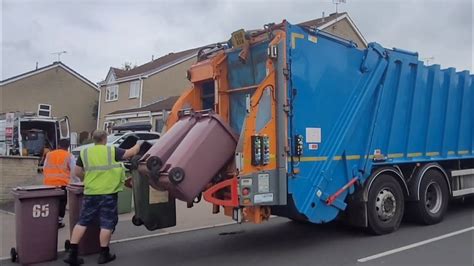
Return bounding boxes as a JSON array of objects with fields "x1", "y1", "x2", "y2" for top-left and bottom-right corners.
[
  {"x1": 105, "y1": 85, "x2": 119, "y2": 102},
  {"x1": 129, "y1": 80, "x2": 140, "y2": 99},
  {"x1": 103, "y1": 121, "x2": 116, "y2": 134}
]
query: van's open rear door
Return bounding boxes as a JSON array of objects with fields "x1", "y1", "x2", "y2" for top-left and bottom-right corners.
[{"x1": 58, "y1": 116, "x2": 70, "y2": 142}]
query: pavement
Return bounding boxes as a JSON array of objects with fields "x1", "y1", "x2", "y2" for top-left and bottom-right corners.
[
  {"x1": 0, "y1": 200, "x2": 230, "y2": 259},
  {"x1": 1, "y1": 197, "x2": 472, "y2": 266}
]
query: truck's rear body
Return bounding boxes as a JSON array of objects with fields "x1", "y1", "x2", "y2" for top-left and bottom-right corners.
[{"x1": 135, "y1": 21, "x2": 473, "y2": 230}]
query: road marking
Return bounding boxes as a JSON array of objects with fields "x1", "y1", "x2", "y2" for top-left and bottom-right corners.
[
  {"x1": 109, "y1": 221, "x2": 237, "y2": 244},
  {"x1": 357, "y1": 227, "x2": 474, "y2": 263},
  {"x1": 0, "y1": 221, "x2": 238, "y2": 261},
  {"x1": 0, "y1": 209, "x2": 14, "y2": 215}
]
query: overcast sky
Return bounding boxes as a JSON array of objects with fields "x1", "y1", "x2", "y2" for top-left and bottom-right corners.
[{"x1": 1, "y1": 0, "x2": 472, "y2": 82}]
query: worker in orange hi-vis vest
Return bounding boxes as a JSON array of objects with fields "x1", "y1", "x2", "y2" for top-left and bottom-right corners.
[{"x1": 43, "y1": 139, "x2": 75, "y2": 228}]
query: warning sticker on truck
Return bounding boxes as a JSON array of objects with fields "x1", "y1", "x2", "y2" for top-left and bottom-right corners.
[
  {"x1": 149, "y1": 187, "x2": 169, "y2": 204},
  {"x1": 306, "y1": 127, "x2": 321, "y2": 143},
  {"x1": 258, "y1": 173, "x2": 270, "y2": 193},
  {"x1": 254, "y1": 193, "x2": 274, "y2": 204},
  {"x1": 308, "y1": 143, "x2": 319, "y2": 150}
]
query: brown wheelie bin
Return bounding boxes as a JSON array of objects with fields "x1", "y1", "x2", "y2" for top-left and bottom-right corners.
[
  {"x1": 10, "y1": 185, "x2": 64, "y2": 264},
  {"x1": 65, "y1": 183, "x2": 101, "y2": 255},
  {"x1": 157, "y1": 113, "x2": 237, "y2": 202},
  {"x1": 139, "y1": 112, "x2": 197, "y2": 182}
]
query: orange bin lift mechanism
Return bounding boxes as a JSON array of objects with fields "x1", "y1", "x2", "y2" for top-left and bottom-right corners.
[
  {"x1": 170, "y1": 29, "x2": 287, "y2": 224},
  {"x1": 234, "y1": 30, "x2": 287, "y2": 223},
  {"x1": 165, "y1": 87, "x2": 202, "y2": 129},
  {"x1": 241, "y1": 30, "x2": 286, "y2": 176},
  {"x1": 241, "y1": 71, "x2": 277, "y2": 175}
]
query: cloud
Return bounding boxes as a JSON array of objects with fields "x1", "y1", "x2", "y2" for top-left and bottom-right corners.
[{"x1": 1, "y1": 0, "x2": 472, "y2": 82}]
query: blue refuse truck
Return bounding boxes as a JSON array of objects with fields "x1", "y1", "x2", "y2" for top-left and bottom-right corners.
[{"x1": 134, "y1": 21, "x2": 473, "y2": 235}]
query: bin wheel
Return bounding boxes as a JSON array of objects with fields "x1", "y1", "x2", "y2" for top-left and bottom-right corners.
[
  {"x1": 10, "y1": 247, "x2": 18, "y2": 262},
  {"x1": 130, "y1": 155, "x2": 141, "y2": 170},
  {"x1": 64, "y1": 240, "x2": 71, "y2": 251},
  {"x1": 132, "y1": 215, "x2": 143, "y2": 226},
  {"x1": 169, "y1": 167, "x2": 185, "y2": 185},
  {"x1": 146, "y1": 156, "x2": 163, "y2": 172}
]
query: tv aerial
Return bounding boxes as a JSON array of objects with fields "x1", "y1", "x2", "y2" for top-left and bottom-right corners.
[
  {"x1": 51, "y1": 51, "x2": 67, "y2": 62},
  {"x1": 332, "y1": 0, "x2": 346, "y2": 14}
]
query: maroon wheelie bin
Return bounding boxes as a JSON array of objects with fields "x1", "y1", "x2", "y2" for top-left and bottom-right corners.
[
  {"x1": 65, "y1": 183, "x2": 101, "y2": 255},
  {"x1": 139, "y1": 111, "x2": 197, "y2": 179},
  {"x1": 156, "y1": 112, "x2": 238, "y2": 202},
  {"x1": 10, "y1": 185, "x2": 65, "y2": 264}
]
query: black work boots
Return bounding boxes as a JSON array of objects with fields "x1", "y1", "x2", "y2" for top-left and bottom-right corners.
[
  {"x1": 63, "y1": 244, "x2": 83, "y2": 265},
  {"x1": 64, "y1": 244, "x2": 116, "y2": 265},
  {"x1": 97, "y1": 246, "x2": 116, "y2": 264}
]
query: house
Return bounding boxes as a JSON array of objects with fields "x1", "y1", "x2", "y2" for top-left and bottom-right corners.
[
  {"x1": 98, "y1": 12, "x2": 366, "y2": 132},
  {"x1": 105, "y1": 95, "x2": 180, "y2": 133},
  {"x1": 98, "y1": 48, "x2": 199, "y2": 132},
  {"x1": 299, "y1": 12, "x2": 367, "y2": 48},
  {"x1": 0, "y1": 61, "x2": 99, "y2": 143}
]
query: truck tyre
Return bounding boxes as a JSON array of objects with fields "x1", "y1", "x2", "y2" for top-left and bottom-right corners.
[
  {"x1": 367, "y1": 174, "x2": 405, "y2": 235},
  {"x1": 408, "y1": 169, "x2": 449, "y2": 225}
]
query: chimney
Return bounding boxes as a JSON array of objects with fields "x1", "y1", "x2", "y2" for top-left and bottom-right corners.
[
  {"x1": 36, "y1": 62, "x2": 39, "y2": 70},
  {"x1": 152, "y1": 55, "x2": 154, "y2": 61},
  {"x1": 322, "y1": 11, "x2": 325, "y2": 22}
]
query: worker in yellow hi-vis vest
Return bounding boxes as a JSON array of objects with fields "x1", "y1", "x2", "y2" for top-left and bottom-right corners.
[{"x1": 64, "y1": 130, "x2": 141, "y2": 265}]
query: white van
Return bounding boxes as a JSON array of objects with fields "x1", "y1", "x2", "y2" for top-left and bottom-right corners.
[{"x1": 0, "y1": 113, "x2": 70, "y2": 161}]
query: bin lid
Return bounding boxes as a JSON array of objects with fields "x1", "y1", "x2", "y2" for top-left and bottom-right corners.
[
  {"x1": 202, "y1": 113, "x2": 238, "y2": 142},
  {"x1": 12, "y1": 185, "x2": 64, "y2": 199},
  {"x1": 68, "y1": 182, "x2": 84, "y2": 187},
  {"x1": 66, "y1": 182, "x2": 84, "y2": 194},
  {"x1": 13, "y1": 185, "x2": 56, "y2": 191}
]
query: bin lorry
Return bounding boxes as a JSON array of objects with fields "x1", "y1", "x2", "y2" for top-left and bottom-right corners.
[{"x1": 130, "y1": 20, "x2": 474, "y2": 235}]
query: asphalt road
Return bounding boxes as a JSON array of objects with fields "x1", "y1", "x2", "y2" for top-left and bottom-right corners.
[{"x1": 4, "y1": 198, "x2": 473, "y2": 266}]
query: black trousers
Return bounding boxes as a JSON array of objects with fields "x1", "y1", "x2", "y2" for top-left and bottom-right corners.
[{"x1": 59, "y1": 186, "x2": 68, "y2": 218}]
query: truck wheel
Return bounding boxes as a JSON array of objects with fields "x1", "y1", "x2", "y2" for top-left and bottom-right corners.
[
  {"x1": 10, "y1": 247, "x2": 17, "y2": 262},
  {"x1": 367, "y1": 174, "x2": 405, "y2": 235},
  {"x1": 409, "y1": 169, "x2": 449, "y2": 225}
]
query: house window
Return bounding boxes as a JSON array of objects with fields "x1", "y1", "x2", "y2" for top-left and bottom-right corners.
[
  {"x1": 155, "y1": 118, "x2": 165, "y2": 133},
  {"x1": 129, "y1": 81, "x2": 140, "y2": 99},
  {"x1": 105, "y1": 85, "x2": 119, "y2": 102},
  {"x1": 104, "y1": 121, "x2": 114, "y2": 134}
]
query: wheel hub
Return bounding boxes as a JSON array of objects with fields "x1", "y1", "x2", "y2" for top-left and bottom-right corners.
[
  {"x1": 375, "y1": 189, "x2": 397, "y2": 221},
  {"x1": 425, "y1": 181, "x2": 442, "y2": 214}
]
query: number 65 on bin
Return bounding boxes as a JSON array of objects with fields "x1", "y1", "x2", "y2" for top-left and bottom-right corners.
[{"x1": 32, "y1": 204, "x2": 50, "y2": 218}]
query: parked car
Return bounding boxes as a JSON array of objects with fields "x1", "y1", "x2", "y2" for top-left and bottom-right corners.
[{"x1": 71, "y1": 131, "x2": 160, "y2": 159}]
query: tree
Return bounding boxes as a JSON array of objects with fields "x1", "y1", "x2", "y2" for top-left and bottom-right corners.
[
  {"x1": 91, "y1": 100, "x2": 98, "y2": 120},
  {"x1": 122, "y1": 62, "x2": 137, "y2": 71}
]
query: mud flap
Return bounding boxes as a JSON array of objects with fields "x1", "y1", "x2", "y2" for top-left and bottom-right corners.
[{"x1": 343, "y1": 185, "x2": 368, "y2": 228}]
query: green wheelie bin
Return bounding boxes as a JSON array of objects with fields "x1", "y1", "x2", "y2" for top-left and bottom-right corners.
[
  {"x1": 117, "y1": 186, "x2": 132, "y2": 214},
  {"x1": 130, "y1": 157, "x2": 176, "y2": 231}
]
